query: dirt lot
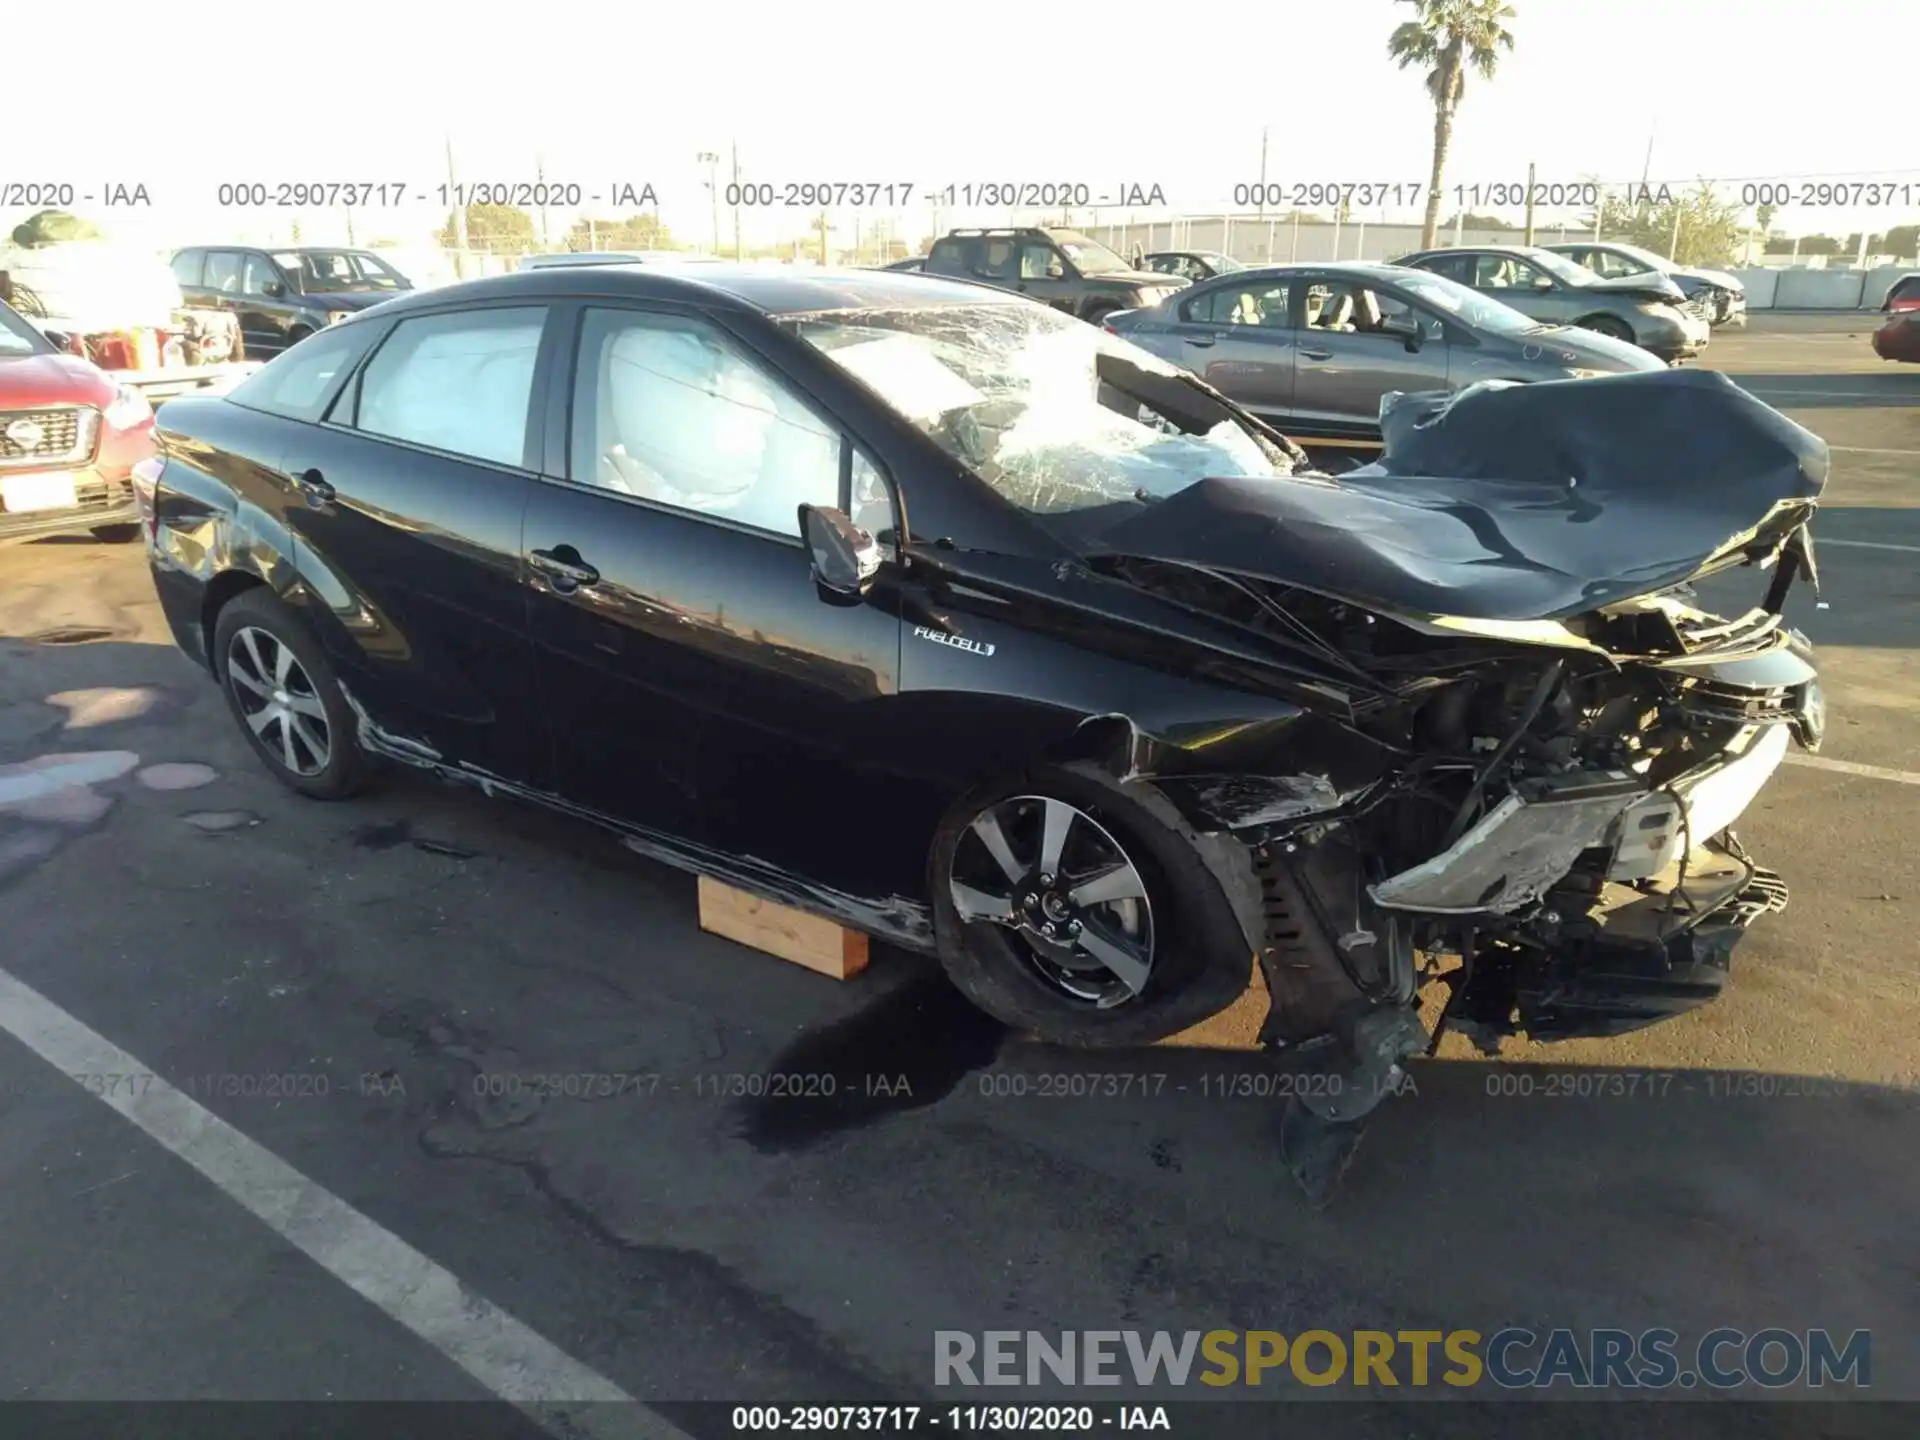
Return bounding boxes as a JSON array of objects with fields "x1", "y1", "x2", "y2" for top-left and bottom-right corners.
[{"x1": 0, "y1": 313, "x2": 1914, "y2": 1435}]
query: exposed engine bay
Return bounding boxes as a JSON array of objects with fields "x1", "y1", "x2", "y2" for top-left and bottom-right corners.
[
  {"x1": 1077, "y1": 370, "x2": 1831, "y2": 1127},
  {"x1": 1114, "y1": 558, "x2": 1817, "y2": 1059}
]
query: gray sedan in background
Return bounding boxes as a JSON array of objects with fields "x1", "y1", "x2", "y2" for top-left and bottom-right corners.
[
  {"x1": 1394, "y1": 245, "x2": 1711, "y2": 361},
  {"x1": 1104, "y1": 261, "x2": 1664, "y2": 446}
]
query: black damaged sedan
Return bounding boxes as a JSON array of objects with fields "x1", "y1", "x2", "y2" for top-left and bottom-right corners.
[{"x1": 139, "y1": 265, "x2": 1827, "y2": 1189}]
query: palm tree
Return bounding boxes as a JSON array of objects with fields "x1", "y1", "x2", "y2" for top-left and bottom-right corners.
[{"x1": 1387, "y1": 0, "x2": 1517, "y2": 250}]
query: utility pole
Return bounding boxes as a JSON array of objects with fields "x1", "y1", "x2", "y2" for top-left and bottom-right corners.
[
  {"x1": 697, "y1": 151, "x2": 720, "y2": 253},
  {"x1": 1669, "y1": 207, "x2": 1683, "y2": 260},
  {"x1": 1523, "y1": 161, "x2": 1537, "y2": 245},
  {"x1": 536, "y1": 152, "x2": 550, "y2": 252},
  {"x1": 1639, "y1": 122, "x2": 1657, "y2": 213},
  {"x1": 1257, "y1": 126, "x2": 1269, "y2": 219},
  {"x1": 816, "y1": 210, "x2": 830, "y2": 266},
  {"x1": 445, "y1": 136, "x2": 468, "y2": 251},
  {"x1": 731, "y1": 142, "x2": 742, "y2": 259}
]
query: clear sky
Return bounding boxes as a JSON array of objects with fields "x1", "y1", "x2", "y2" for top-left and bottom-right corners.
[{"x1": 6, "y1": 0, "x2": 1916, "y2": 253}]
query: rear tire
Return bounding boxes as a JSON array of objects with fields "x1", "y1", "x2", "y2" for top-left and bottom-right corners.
[
  {"x1": 1576, "y1": 314, "x2": 1634, "y2": 343},
  {"x1": 929, "y1": 763, "x2": 1252, "y2": 1046},
  {"x1": 212, "y1": 588, "x2": 373, "y2": 800}
]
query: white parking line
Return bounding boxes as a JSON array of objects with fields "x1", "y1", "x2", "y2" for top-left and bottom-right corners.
[
  {"x1": 1829, "y1": 446, "x2": 1920, "y2": 457},
  {"x1": 1784, "y1": 754, "x2": 1920, "y2": 786},
  {"x1": 0, "y1": 967, "x2": 684, "y2": 1440},
  {"x1": 1817, "y1": 538, "x2": 1920, "y2": 554},
  {"x1": 1746, "y1": 389, "x2": 1913, "y2": 401}
]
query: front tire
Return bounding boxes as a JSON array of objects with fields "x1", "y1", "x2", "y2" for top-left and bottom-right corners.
[
  {"x1": 929, "y1": 764, "x2": 1252, "y2": 1046},
  {"x1": 1576, "y1": 314, "x2": 1635, "y2": 343},
  {"x1": 213, "y1": 589, "x2": 373, "y2": 800}
]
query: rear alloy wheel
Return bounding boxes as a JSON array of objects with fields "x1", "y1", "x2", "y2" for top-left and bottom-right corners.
[
  {"x1": 213, "y1": 589, "x2": 373, "y2": 799},
  {"x1": 930, "y1": 766, "x2": 1253, "y2": 1046},
  {"x1": 1577, "y1": 314, "x2": 1635, "y2": 343}
]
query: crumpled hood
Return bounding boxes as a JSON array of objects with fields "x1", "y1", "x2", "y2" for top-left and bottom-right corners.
[
  {"x1": 1674, "y1": 266, "x2": 1743, "y2": 292},
  {"x1": 1577, "y1": 271, "x2": 1687, "y2": 303},
  {"x1": 1090, "y1": 368, "x2": 1828, "y2": 623}
]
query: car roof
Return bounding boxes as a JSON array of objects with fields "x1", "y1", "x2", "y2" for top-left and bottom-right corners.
[
  {"x1": 1189, "y1": 260, "x2": 1416, "y2": 281},
  {"x1": 340, "y1": 262, "x2": 1020, "y2": 319},
  {"x1": 1404, "y1": 244, "x2": 1541, "y2": 258}
]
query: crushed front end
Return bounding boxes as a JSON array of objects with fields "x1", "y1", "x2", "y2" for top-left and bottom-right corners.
[
  {"x1": 1361, "y1": 595, "x2": 1818, "y2": 1049},
  {"x1": 1090, "y1": 370, "x2": 1832, "y2": 1137}
]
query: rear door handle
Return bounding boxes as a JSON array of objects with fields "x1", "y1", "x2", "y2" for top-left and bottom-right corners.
[
  {"x1": 530, "y1": 546, "x2": 601, "y2": 591},
  {"x1": 1300, "y1": 348, "x2": 1334, "y2": 361},
  {"x1": 1184, "y1": 334, "x2": 1216, "y2": 348},
  {"x1": 295, "y1": 468, "x2": 335, "y2": 506}
]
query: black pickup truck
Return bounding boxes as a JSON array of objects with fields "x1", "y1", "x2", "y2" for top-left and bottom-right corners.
[{"x1": 922, "y1": 228, "x2": 1187, "y2": 324}]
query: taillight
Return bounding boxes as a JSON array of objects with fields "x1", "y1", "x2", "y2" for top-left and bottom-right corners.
[{"x1": 131, "y1": 455, "x2": 163, "y2": 540}]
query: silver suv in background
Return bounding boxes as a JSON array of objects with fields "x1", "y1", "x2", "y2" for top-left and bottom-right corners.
[
  {"x1": 1394, "y1": 245, "x2": 1711, "y2": 362},
  {"x1": 1104, "y1": 261, "x2": 1663, "y2": 446}
]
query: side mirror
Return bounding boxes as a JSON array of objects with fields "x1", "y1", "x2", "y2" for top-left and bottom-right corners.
[
  {"x1": 800, "y1": 504, "x2": 881, "y2": 602},
  {"x1": 41, "y1": 329, "x2": 75, "y2": 351},
  {"x1": 1382, "y1": 314, "x2": 1423, "y2": 350},
  {"x1": 1532, "y1": 275, "x2": 1556, "y2": 290},
  {"x1": 264, "y1": 280, "x2": 287, "y2": 298}
]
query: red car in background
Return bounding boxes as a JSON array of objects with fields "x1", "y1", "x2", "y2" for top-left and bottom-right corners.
[
  {"x1": 0, "y1": 297, "x2": 158, "y2": 545},
  {"x1": 1882, "y1": 274, "x2": 1920, "y2": 313},
  {"x1": 1873, "y1": 308, "x2": 1920, "y2": 363}
]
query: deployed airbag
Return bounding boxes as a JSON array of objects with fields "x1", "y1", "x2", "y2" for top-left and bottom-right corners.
[{"x1": 1091, "y1": 369, "x2": 1828, "y2": 622}]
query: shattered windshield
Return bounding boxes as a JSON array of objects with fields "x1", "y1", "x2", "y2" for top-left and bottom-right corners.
[
  {"x1": 1053, "y1": 234, "x2": 1132, "y2": 275},
  {"x1": 1522, "y1": 248, "x2": 1602, "y2": 287},
  {"x1": 787, "y1": 304, "x2": 1293, "y2": 516},
  {"x1": 1393, "y1": 272, "x2": 1549, "y2": 336}
]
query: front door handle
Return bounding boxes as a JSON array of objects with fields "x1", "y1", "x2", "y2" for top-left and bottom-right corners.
[
  {"x1": 1299, "y1": 347, "x2": 1334, "y2": 361},
  {"x1": 295, "y1": 468, "x2": 335, "y2": 506},
  {"x1": 1184, "y1": 335, "x2": 1216, "y2": 348},
  {"x1": 530, "y1": 546, "x2": 601, "y2": 591}
]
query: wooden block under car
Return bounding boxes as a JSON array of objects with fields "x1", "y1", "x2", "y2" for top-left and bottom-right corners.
[{"x1": 697, "y1": 876, "x2": 870, "y2": 981}]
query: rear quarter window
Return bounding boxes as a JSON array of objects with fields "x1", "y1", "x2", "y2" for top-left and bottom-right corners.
[{"x1": 228, "y1": 322, "x2": 383, "y2": 424}]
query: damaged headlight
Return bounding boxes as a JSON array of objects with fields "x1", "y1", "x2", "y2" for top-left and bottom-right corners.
[{"x1": 1792, "y1": 678, "x2": 1826, "y2": 752}]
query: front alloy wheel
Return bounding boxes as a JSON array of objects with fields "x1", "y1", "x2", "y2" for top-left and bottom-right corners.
[
  {"x1": 226, "y1": 625, "x2": 331, "y2": 777},
  {"x1": 949, "y1": 794, "x2": 1155, "y2": 1008}
]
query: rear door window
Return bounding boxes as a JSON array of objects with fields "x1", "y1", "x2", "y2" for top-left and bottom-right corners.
[
  {"x1": 204, "y1": 251, "x2": 245, "y2": 294},
  {"x1": 353, "y1": 307, "x2": 548, "y2": 468},
  {"x1": 973, "y1": 239, "x2": 1016, "y2": 281},
  {"x1": 1184, "y1": 282, "x2": 1290, "y2": 327},
  {"x1": 170, "y1": 250, "x2": 204, "y2": 287}
]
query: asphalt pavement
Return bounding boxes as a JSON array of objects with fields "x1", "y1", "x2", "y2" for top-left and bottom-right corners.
[{"x1": 0, "y1": 313, "x2": 1913, "y2": 1437}]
